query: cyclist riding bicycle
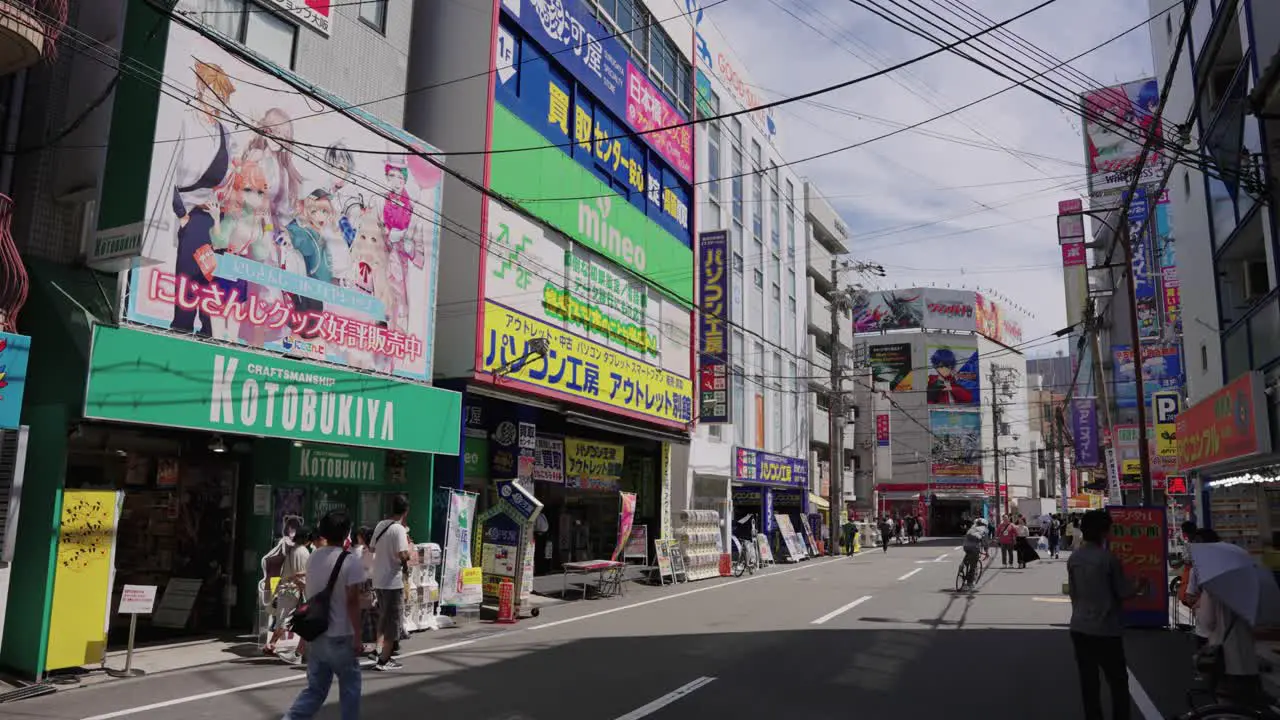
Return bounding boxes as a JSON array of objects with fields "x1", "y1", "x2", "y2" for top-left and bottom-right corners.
[{"x1": 963, "y1": 518, "x2": 989, "y2": 567}]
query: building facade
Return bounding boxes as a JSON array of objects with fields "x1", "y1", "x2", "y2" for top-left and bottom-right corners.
[
  {"x1": 0, "y1": 0, "x2": 464, "y2": 678},
  {"x1": 849, "y1": 288, "x2": 1033, "y2": 534},
  {"x1": 1142, "y1": 0, "x2": 1280, "y2": 547}
]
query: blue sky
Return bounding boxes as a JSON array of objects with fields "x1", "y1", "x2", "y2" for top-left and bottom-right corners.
[{"x1": 706, "y1": 0, "x2": 1161, "y2": 354}]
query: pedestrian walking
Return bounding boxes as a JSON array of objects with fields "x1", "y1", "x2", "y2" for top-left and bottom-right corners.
[
  {"x1": 877, "y1": 516, "x2": 892, "y2": 553},
  {"x1": 370, "y1": 494, "x2": 412, "y2": 671},
  {"x1": 997, "y1": 516, "x2": 1017, "y2": 567},
  {"x1": 1015, "y1": 517, "x2": 1034, "y2": 568},
  {"x1": 282, "y1": 510, "x2": 366, "y2": 720},
  {"x1": 1067, "y1": 510, "x2": 1148, "y2": 720},
  {"x1": 1047, "y1": 515, "x2": 1061, "y2": 559}
]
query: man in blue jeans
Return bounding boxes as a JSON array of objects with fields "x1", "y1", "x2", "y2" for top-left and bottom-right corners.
[{"x1": 283, "y1": 510, "x2": 367, "y2": 720}]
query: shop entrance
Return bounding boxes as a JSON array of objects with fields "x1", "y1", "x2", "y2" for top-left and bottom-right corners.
[
  {"x1": 930, "y1": 499, "x2": 981, "y2": 536},
  {"x1": 65, "y1": 426, "x2": 242, "y2": 647}
]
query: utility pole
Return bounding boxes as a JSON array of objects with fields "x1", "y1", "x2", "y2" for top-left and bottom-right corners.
[
  {"x1": 1042, "y1": 399, "x2": 1056, "y2": 502},
  {"x1": 1122, "y1": 213, "x2": 1155, "y2": 506},
  {"x1": 990, "y1": 365, "x2": 1003, "y2": 523},
  {"x1": 1057, "y1": 406, "x2": 1068, "y2": 508},
  {"x1": 827, "y1": 257, "x2": 845, "y2": 557}
]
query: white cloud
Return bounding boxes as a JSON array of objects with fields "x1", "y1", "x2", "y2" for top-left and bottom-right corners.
[{"x1": 706, "y1": 0, "x2": 1158, "y2": 352}]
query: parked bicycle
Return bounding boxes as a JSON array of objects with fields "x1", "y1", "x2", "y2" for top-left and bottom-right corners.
[
  {"x1": 731, "y1": 535, "x2": 758, "y2": 577},
  {"x1": 1171, "y1": 687, "x2": 1280, "y2": 719}
]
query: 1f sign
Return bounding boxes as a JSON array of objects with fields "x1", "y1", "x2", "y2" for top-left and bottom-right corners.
[{"x1": 1153, "y1": 392, "x2": 1180, "y2": 425}]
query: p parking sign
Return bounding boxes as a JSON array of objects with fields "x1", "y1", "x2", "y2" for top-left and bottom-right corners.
[{"x1": 1153, "y1": 391, "x2": 1181, "y2": 458}]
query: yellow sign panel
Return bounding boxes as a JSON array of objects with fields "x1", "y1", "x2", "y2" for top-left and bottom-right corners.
[
  {"x1": 564, "y1": 438, "x2": 626, "y2": 490},
  {"x1": 46, "y1": 490, "x2": 122, "y2": 671},
  {"x1": 480, "y1": 301, "x2": 692, "y2": 426},
  {"x1": 1121, "y1": 459, "x2": 1142, "y2": 476}
]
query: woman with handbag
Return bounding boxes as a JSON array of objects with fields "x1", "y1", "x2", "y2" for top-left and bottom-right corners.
[{"x1": 264, "y1": 528, "x2": 313, "y2": 661}]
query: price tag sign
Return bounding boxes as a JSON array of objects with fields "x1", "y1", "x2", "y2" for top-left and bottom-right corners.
[{"x1": 119, "y1": 584, "x2": 158, "y2": 615}]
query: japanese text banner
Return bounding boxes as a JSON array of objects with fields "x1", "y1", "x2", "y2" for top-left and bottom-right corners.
[
  {"x1": 480, "y1": 301, "x2": 693, "y2": 427},
  {"x1": 697, "y1": 230, "x2": 731, "y2": 423},
  {"x1": 565, "y1": 437, "x2": 625, "y2": 490}
]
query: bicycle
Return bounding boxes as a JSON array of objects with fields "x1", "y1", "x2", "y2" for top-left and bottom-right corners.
[
  {"x1": 731, "y1": 536, "x2": 758, "y2": 577},
  {"x1": 955, "y1": 550, "x2": 981, "y2": 592},
  {"x1": 1171, "y1": 687, "x2": 1280, "y2": 719}
]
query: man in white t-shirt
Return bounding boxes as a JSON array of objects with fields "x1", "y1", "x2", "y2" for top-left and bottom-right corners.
[
  {"x1": 370, "y1": 494, "x2": 411, "y2": 671},
  {"x1": 282, "y1": 511, "x2": 365, "y2": 720}
]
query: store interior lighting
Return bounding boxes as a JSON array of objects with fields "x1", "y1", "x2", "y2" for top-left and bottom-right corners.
[
  {"x1": 208, "y1": 435, "x2": 228, "y2": 454},
  {"x1": 1207, "y1": 466, "x2": 1280, "y2": 488}
]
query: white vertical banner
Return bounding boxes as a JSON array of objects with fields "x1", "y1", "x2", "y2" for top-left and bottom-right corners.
[
  {"x1": 1104, "y1": 448, "x2": 1122, "y2": 505},
  {"x1": 440, "y1": 490, "x2": 481, "y2": 607}
]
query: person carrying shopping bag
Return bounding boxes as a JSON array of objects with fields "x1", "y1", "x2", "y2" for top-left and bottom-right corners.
[{"x1": 997, "y1": 516, "x2": 1018, "y2": 567}]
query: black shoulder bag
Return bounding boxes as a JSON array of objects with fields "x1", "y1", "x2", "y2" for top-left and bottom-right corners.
[{"x1": 289, "y1": 551, "x2": 349, "y2": 642}]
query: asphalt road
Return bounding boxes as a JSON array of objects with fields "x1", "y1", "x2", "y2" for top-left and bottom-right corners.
[{"x1": 6, "y1": 539, "x2": 1207, "y2": 719}]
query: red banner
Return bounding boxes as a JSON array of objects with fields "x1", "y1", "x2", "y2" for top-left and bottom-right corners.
[
  {"x1": 1107, "y1": 506, "x2": 1168, "y2": 627},
  {"x1": 1177, "y1": 371, "x2": 1269, "y2": 471}
]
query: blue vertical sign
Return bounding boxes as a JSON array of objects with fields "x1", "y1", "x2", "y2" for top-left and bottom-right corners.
[
  {"x1": 698, "y1": 231, "x2": 731, "y2": 423},
  {"x1": 0, "y1": 331, "x2": 30, "y2": 429},
  {"x1": 1127, "y1": 189, "x2": 1160, "y2": 340}
]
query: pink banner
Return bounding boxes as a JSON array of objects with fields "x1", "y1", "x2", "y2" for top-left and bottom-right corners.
[
  {"x1": 1062, "y1": 242, "x2": 1086, "y2": 267},
  {"x1": 625, "y1": 62, "x2": 693, "y2": 181},
  {"x1": 612, "y1": 492, "x2": 637, "y2": 561}
]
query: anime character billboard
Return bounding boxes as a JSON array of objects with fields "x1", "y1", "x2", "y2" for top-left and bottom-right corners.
[
  {"x1": 851, "y1": 290, "x2": 922, "y2": 333},
  {"x1": 1081, "y1": 79, "x2": 1166, "y2": 193},
  {"x1": 926, "y1": 342, "x2": 980, "y2": 406},
  {"x1": 126, "y1": 23, "x2": 444, "y2": 380}
]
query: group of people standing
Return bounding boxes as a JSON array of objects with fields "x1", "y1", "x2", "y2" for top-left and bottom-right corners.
[
  {"x1": 875, "y1": 514, "x2": 923, "y2": 551},
  {"x1": 263, "y1": 495, "x2": 417, "y2": 720}
]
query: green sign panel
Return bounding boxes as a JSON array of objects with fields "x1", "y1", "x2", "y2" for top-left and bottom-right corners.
[
  {"x1": 489, "y1": 105, "x2": 694, "y2": 305},
  {"x1": 290, "y1": 443, "x2": 386, "y2": 485},
  {"x1": 463, "y1": 437, "x2": 488, "y2": 478},
  {"x1": 84, "y1": 326, "x2": 462, "y2": 455}
]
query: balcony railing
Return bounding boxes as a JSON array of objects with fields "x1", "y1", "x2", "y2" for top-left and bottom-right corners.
[{"x1": 0, "y1": 0, "x2": 66, "y2": 75}]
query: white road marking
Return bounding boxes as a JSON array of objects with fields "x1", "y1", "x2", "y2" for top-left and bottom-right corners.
[
  {"x1": 81, "y1": 557, "x2": 847, "y2": 720},
  {"x1": 811, "y1": 595, "x2": 873, "y2": 625},
  {"x1": 933, "y1": 554, "x2": 950, "y2": 563},
  {"x1": 1031, "y1": 597, "x2": 1071, "y2": 603},
  {"x1": 954, "y1": 546, "x2": 962, "y2": 551},
  {"x1": 613, "y1": 677, "x2": 716, "y2": 719},
  {"x1": 897, "y1": 568, "x2": 923, "y2": 581},
  {"x1": 1128, "y1": 668, "x2": 1163, "y2": 720}
]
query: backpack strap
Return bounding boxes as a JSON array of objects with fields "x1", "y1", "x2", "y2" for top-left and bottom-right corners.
[{"x1": 323, "y1": 551, "x2": 349, "y2": 596}]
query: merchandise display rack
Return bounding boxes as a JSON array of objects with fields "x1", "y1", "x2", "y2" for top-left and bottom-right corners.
[
  {"x1": 677, "y1": 509, "x2": 722, "y2": 582},
  {"x1": 404, "y1": 543, "x2": 442, "y2": 632}
]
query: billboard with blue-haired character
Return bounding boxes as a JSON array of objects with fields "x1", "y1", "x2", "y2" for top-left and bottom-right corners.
[
  {"x1": 1081, "y1": 78, "x2": 1166, "y2": 193},
  {"x1": 926, "y1": 342, "x2": 979, "y2": 407}
]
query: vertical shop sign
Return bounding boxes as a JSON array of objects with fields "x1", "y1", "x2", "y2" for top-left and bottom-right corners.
[
  {"x1": 698, "y1": 230, "x2": 731, "y2": 424},
  {"x1": 1177, "y1": 371, "x2": 1271, "y2": 471},
  {"x1": 1128, "y1": 191, "x2": 1161, "y2": 339},
  {"x1": 660, "y1": 442, "x2": 673, "y2": 540},
  {"x1": 1071, "y1": 398, "x2": 1099, "y2": 467},
  {"x1": 0, "y1": 331, "x2": 30, "y2": 430},
  {"x1": 532, "y1": 437, "x2": 565, "y2": 483},
  {"x1": 517, "y1": 421, "x2": 536, "y2": 484},
  {"x1": 1106, "y1": 506, "x2": 1168, "y2": 628},
  {"x1": 1152, "y1": 391, "x2": 1180, "y2": 458},
  {"x1": 875, "y1": 413, "x2": 890, "y2": 446},
  {"x1": 45, "y1": 490, "x2": 124, "y2": 671},
  {"x1": 1104, "y1": 448, "x2": 1122, "y2": 505}
]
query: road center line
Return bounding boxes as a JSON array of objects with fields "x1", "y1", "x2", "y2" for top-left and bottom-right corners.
[
  {"x1": 1128, "y1": 668, "x2": 1163, "y2": 720},
  {"x1": 811, "y1": 595, "x2": 873, "y2": 625},
  {"x1": 897, "y1": 568, "x2": 923, "y2": 581},
  {"x1": 613, "y1": 677, "x2": 716, "y2": 719},
  {"x1": 933, "y1": 553, "x2": 950, "y2": 562},
  {"x1": 81, "y1": 556, "x2": 847, "y2": 720}
]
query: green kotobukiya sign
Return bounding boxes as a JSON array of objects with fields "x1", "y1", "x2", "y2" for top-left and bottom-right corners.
[
  {"x1": 290, "y1": 444, "x2": 386, "y2": 485},
  {"x1": 489, "y1": 105, "x2": 694, "y2": 305},
  {"x1": 84, "y1": 326, "x2": 462, "y2": 454}
]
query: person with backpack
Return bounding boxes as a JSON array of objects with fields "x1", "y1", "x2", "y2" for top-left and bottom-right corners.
[
  {"x1": 1047, "y1": 515, "x2": 1062, "y2": 560},
  {"x1": 282, "y1": 510, "x2": 366, "y2": 720},
  {"x1": 370, "y1": 494, "x2": 412, "y2": 671}
]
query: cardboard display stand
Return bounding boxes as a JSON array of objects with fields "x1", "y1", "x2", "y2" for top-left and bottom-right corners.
[
  {"x1": 476, "y1": 479, "x2": 543, "y2": 619},
  {"x1": 774, "y1": 514, "x2": 807, "y2": 562}
]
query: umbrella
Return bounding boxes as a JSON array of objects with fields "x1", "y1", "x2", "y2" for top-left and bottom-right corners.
[{"x1": 1188, "y1": 542, "x2": 1280, "y2": 626}]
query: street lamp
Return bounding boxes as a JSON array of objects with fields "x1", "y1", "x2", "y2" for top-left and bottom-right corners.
[{"x1": 1059, "y1": 205, "x2": 1155, "y2": 505}]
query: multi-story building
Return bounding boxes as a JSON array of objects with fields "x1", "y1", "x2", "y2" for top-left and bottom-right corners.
[
  {"x1": 1142, "y1": 1, "x2": 1280, "y2": 538},
  {"x1": 849, "y1": 288, "x2": 1033, "y2": 534},
  {"x1": 0, "y1": 0, "x2": 463, "y2": 678},
  {"x1": 803, "y1": 181, "x2": 855, "y2": 523}
]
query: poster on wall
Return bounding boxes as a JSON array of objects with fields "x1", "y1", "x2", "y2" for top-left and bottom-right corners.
[
  {"x1": 929, "y1": 411, "x2": 982, "y2": 485},
  {"x1": 564, "y1": 438, "x2": 625, "y2": 490},
  {"x1": 1129, "y1": 209, "x2": 1161, "y2": 340},
  {"x1": 533, "y1": 437, "x2": 565, "y2": 483},
  {"x1": 868, "y1": 343, "x2": 913, "y2": 392},
  {"x1": 1112, "y1": 344, "x2": 1181, "y2": 409},
  {"x1": 0, "y1": 331, "x2": 30, "y2": 430},
  {"x1": 921, "y1": 288, "x2": 976, "y2": 332},
  {"x1": 116, "y1": 22, "x2": 443, "y2": 381},
  {"x1": 45, "y1": 490, "x2": 123, "y2": 671},
  {"x1": 1106, "y1": 506, "x2": 1168, "y2": 628},
  {"x1": 926, "y1": 342, "x2": 979, "y2": 406},
  {"x1": 1080, "y1": 79, "x2": 1165, "y2": 193}
]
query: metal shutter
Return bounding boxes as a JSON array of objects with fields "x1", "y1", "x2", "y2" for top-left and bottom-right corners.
[{"x1": 0, "y1": 426, "x2": 29, "y2": 564}]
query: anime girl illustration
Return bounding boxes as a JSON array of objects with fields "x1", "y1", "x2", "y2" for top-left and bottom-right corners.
[
  {"x1": 170, "y1": 60, "x2": 236, "y2": 337},
  {"x1": 382, "y1": 157, "x2": 425, "y2": 333},
  {"x1": 325, "y1": 143, "x2": 359, "y2": 236},
  {"x1": 346, "y1": 206, "x2": 392, "y2": 370},
  {"x1": 927, "y1": 347, "x2": 975, "y2": 405},
  {"x1": 244, "y1": 107, "x2": 304, "y2": 232},
  {"x1": 1085, "y1": 81, "x2": 1159, "y2": 174},
  {"x1": 286, "y1": 189, "x2": 351, "y2": 342}
]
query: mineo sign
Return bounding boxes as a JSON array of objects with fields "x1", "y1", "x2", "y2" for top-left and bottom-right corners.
[
  {"x1": 489, "y1": 105, "x2": 693, "y2": 305},
  {"x1": 84, "y1": 326, "x2": 462, "y2": 455}
]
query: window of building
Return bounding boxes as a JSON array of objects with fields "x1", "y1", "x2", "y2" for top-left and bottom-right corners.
[
  {"x1": 771, "y1": 352, "x2": 784, "y2": 452},
  {"x1": 731, "y1": 142, "x2": 744, "y2": 223},
  {"x1": 751, "y1": 140, "x2": 763, "y2": 241},
  {"x1": 594, "y1": 0, "x2": 689, "y2": 112},
  {"x1": 697, "y1": 74, "x2": 720, "y2": 119},
  {"x1": 754, "y1": 268, "x2": 764, "y2": 288},
  {"x1": 200, "y1": 0, "x2": 298, "y2": 70},
  {"x1": 731, "y1": 219, "x2": 743, "y2": 258},
  {"x1": 786, "y1": 180, "x2": 796, "y2": 259},
  {"x1": 359, "y1": 0, "x2": 387, "y2": 32},
  {"x1": 770, "y1": 182, "x2": 780, "y2": 252},
  {"x1": 707, "y1": 122, "x2": 722, "y2": 202},
  {"x1": 772, "y1": 282, "x2": 782, "y2": 343}
]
